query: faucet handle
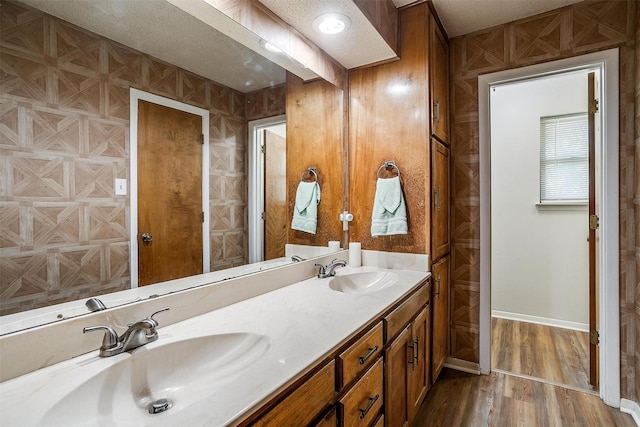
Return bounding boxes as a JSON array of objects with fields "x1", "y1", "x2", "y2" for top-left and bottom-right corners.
[{"x1": 83, "y1": 325, "x2": 121, "y2": 351}]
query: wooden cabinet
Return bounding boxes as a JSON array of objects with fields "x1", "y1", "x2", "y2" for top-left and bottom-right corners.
[
  {"x1": 339, "y1": 358, "x2": 383, "y2": 427},
  {"x1": 431, "y1": 139, "x2": 450, "y2": 260},
  {"x1": 254, "y1": 360, "x2": 336, "y2": 426},
  {"x1": 384, "y1": 282, "x2": 431, "y2": 427},
  {"x1": 385, "y1": 325, "x2": 410, "y2": 427},
  {"x1": 408, "y1": 306, "x2": 430, "y2": 421},
  {"x1": 248, "y1": 281, "x2": 433, "y2": 427},
  {"x1": 338, "y1": 322, "x2": 383, "y2": 388},
  {"x1": 429, "y1": 14, "x2": 449, "y2": 145},
  {"x1": 431, "y1": 256, "x2": 450, "y2": 382}
]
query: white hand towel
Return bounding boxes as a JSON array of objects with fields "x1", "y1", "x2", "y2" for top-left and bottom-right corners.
[
  {"x1": 371, "y1": 176, "x2": 407, "y2": 236},
  {"x1": 291, "y1": 181, "x2": 321, "y2": 234}
]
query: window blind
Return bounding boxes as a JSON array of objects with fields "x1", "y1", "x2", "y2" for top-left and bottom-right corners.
[{"x1": 539, "y1": 113, "x2": 589, "y2": 202}]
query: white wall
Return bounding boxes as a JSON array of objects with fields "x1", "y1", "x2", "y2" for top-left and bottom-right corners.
[{"x1": 490, "y1": 71, "x2": 590, "y2": 329}]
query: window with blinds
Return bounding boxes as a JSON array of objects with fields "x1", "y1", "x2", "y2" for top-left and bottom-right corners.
[{"x1": 539, "y1": 113, "x2": 589, "y2": 202}]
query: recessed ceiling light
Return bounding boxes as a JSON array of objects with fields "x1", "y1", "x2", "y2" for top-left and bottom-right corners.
[
  {"x1": 260, "y1": 39, "x2": 282, "y2": 53},
  {"x1": 312, "y1": 13, "x2": 351, "y2": 35}
]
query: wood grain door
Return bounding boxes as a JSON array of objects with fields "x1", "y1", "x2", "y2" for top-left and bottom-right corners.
[
  {"x1": 587, "y1": 72, "x2": 599, "y2": 387},
  {"x1": 408, "y1": 306, "x2": 429, "y2": 421},
  {"x1": 431, "y1": 255, "x2": 449, "y2": 382},
  {"x1": 430, "y1": 15, "x2": 449, "y2": 145},
  {"x1": 432, "y1": 139, "x2": 450, "y2": 260},
  {"x1": 385, "y1": 325, "x2": 410, "y2": 427},
  {"x1": 264, "y1": 129, "x2": 287, "y2": 260},
  {"x1": 137, "y1": 100, "x2": 203, "y2": 286}
]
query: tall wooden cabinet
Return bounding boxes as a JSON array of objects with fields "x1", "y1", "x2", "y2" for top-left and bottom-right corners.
[{"x1": 429, "y1": 12, "x2": 451, "y2": 385}]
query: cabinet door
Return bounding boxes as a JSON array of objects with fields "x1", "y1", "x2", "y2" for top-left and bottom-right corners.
[
  {"x1": 432, "y1": 139, "x2": 450, "y2": 259},
  {"x1": 407, "y1": 306, "x2": 429, "y2": 421},
  {"x1": 431, "y1": 256, "x2": 450, "y2": 382},
  {"x1": 384, "y1": 325, "x2": 410, "y2": 427},
  {"x1": 430, "y1": 15, "x2": 449, "y2": 144}
]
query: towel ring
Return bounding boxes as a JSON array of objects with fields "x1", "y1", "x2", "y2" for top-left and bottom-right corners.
[
  {"x1": 301, "y1": 167, "x2": 318, "y2": 182},
  {"x1": 376, "y1": 161, "x2": 400, "y2": 179}
]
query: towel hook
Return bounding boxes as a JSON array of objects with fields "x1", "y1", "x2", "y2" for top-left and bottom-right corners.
[
  {"x1": 301, "y1": 167, "x2": 318, "y2": 182},
  {"x1": 376, "y1": 161, "x2": 400, "y2": 179}
]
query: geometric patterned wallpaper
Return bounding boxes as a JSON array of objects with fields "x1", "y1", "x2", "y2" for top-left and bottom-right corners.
[
  {"x1": 0, "y1": 0, "x2": 285, "y2": 315},
  {"x1": 449, "y1": 0, "x2": 638, "y2": 400}
]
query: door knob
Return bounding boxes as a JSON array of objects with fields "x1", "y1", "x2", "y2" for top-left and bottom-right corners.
[{"x1": 141, "y1": 232, "x2": 153, "y2": 243}]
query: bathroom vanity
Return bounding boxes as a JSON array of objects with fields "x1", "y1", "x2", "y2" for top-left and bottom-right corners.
[{"x1": 0, "y1": 251, "x2": 431, "y2": 427}]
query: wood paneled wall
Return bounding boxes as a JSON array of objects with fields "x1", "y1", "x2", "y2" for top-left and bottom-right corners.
[
  {"x1": 348, "y1": 4, "x2": 430, "y2": 254},
  {"x1": 449, "y1": 0, "x2": 638, "y2": 401},
  {"x1": 286, "y1": 73, "x2": 344, "y2": 246}
]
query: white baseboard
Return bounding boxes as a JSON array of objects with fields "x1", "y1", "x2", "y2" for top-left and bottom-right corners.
[
  {"x1": 620, "y1": 399, "x2": 640, "y2": 426},
  {"x1": 492, "y1": 310, "x2": 589, "y2": 332},
  {"x1": 444, "y1": 357, "x2": 480, "y2": 375}
]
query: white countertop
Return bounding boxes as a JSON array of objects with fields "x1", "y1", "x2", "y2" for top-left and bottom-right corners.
[{"x1": 0, "y1": 266, "x2": 429, "y2": 426}]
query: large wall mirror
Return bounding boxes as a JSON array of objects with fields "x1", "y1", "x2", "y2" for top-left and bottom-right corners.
[{"x1": 0, "y1": 0, "x2": 345, "y2": 334}]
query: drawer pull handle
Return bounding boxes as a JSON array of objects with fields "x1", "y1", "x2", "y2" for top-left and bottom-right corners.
[
  {"x1": 413, "y1": 337, "x2": 419, "y2": 365},
  {"x1": 358, "y1": 394, "x2": 379, "y2": 420},
  {"x1": 358, "y1": 345, "x2": 378, "y2": 365}
]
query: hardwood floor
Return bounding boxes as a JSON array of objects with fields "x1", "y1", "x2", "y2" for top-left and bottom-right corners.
[
  {"x1": 491, "y1": 318, "x2": 590, "y2": 391},
  {"x1": 412, "y1": 369, "x2": 635, "y2": 426}
]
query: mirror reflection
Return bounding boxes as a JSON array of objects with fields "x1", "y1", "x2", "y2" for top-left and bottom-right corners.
[{"x1": 0, "y1": 0, "x2": 343, "y2": 335}]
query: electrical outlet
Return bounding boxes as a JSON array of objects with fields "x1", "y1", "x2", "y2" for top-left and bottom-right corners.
[{"x1": 115, "y1": 178, "x2": 127, "y2": 196}]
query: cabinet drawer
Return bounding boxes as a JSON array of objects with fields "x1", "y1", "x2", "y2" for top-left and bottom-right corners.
[
  {"x1": 373, "y1": 414, "x2": 384, "y2": 427},
  {"x1": 384, "y1": 283, "x2": 429, "y2": 342},
  {"x1": 338, "y1": 322, "x2": 383, "y2": 388},
  {"x1": 314, "y1": 406, "x2": 337, "y2": 427},
  {"x1": 254, "y1": 360, "x2": 336, "y2": 426},
  {"x1": 339, "y1": 357, "x2": 383, "y2": 427}
]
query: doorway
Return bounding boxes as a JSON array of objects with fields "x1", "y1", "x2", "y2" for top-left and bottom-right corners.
[
  {"x1": 478, "y1": 49, "x2": 620, "y2": 406},
  {"x1": 129, "y1": 89, "x2": 210, "y2": 288},
  {"x1": 248, "y1": 115, "x2": 286, "y2": 263},
  {"x1": 489, "y1": 70, "x2": 594, "y2": 391}
]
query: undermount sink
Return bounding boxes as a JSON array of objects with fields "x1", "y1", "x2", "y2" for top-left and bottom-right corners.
[
  {"x1": 41, "y1": 332, "x2": 270, "y2": 426},
  {"x1": 329, "y1": 271, "x2": 399, "y2": 294}
]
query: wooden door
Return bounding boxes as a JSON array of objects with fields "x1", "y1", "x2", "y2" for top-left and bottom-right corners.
[
  {"x1": 587, "y1": 72, "x2": 599, "y2": 387},
  {"x1": 432, "y1": 139, "x2": 450, "y2": 259},
  {"x1": 408, "y1": 306, "x2": 429, "y2": 421},
  {"x1": 431, "y1": 255, "x2": 449, "y2": 382},
  {"x1": 137, "y1": 100, "x2": 203, "y2": 286},
  {"x1": 264, "y1": 129, "x2": 287, "y2": 260},
  {"x1": 385, "y1": 325, "x2": 410, "y2": 427},
  {"x1": 430, "y1": 15, "x2": 449, "y2": 144}
]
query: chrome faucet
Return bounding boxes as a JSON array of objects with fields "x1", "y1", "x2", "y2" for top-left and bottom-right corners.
[
  {"x1": 315, "y1": 259, "x2": 347, "y2": 278},
  {"x1": 291, "y1": 255, "x2": 305, "y2": 262},
  {"x1": 83, "y1": 307, "x2": 169, "y2": 357},
  {"x1": 85, "y1": 297, "x2": 107, "y2": 312}
]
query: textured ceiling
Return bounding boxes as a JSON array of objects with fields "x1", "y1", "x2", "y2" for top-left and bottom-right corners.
[
  {"x1": 18, "y1": 0, "x2": 286, "y2": 93},
  {"x1": 19, "y1": 0, "x2": 588, "y2": 94},
  {"x1": 420, "y1": 0, "x2": 584, "y2": 37},
  {"x1": 258, "y1": 0, "x2": 397, "y2": 69}
]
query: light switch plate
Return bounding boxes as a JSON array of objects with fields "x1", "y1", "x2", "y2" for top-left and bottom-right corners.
[{"x1": 115, "y1": 178, "x2": 127, "y2": 195}]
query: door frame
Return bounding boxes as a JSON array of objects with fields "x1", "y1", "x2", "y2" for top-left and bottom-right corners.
[
  {"x1": 248, "y1": 114, "x2": 286, "y2": 263},
  {"x1": 129, "y1": 88, "x2": 210, "y2": 288},
  {"x1": 478, "y1": 49, "x2": 619, "y2": 405}
]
